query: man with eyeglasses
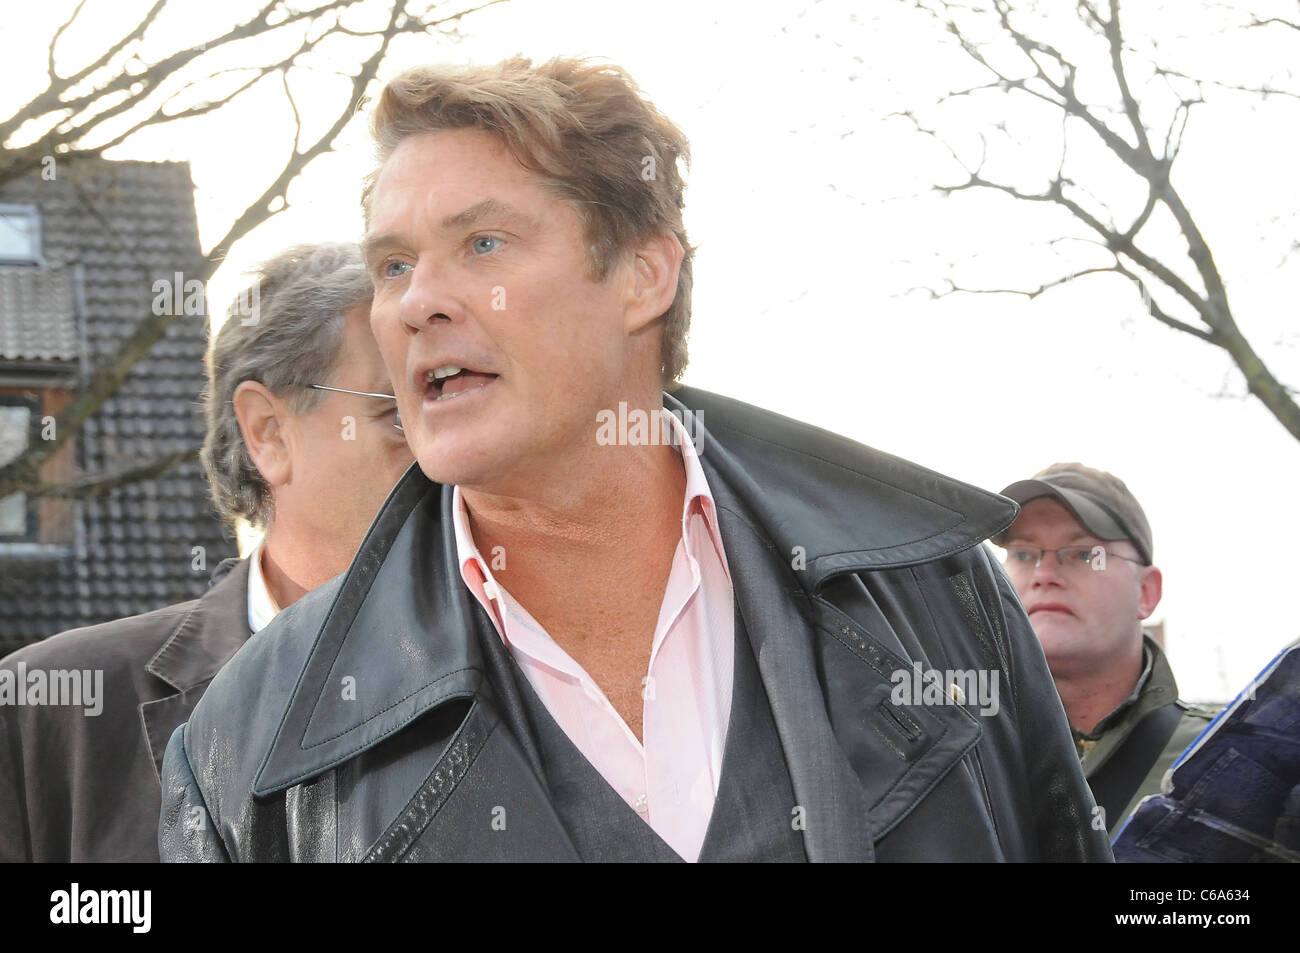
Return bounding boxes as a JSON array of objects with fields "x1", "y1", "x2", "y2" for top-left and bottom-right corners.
[
  {"x1": 224, "y1": 251, "x2": 414, "y2": 622},
  {"x1": 993, "y1": 463, "x2": 1217, "y2": 838},
  {"x1": 0, "y1": 243, "x2": 412, "y2": 861}
]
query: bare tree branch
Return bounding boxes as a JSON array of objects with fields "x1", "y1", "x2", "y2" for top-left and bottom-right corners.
[
  {"x1": 1154, "y1": 64, "x2": 1300, "y2": 101},
  {"x1": 1111, "y1": 261, "x2": 1218, "y2": 342},
  {"x1": 32, "y1": 445, "x2": 202, "y2": 500},
  {"x1": 1103, "y1": 0, "x2": 1153, "y2": 156},
  {"x1": 899, "y1": 0, "x2": 1300, "y2": 442},
  {"x1": 0, "y1": 0, "x2": 365, "y2": 181},
  {"x1": 282, "y1": 68, "x2": 304, "y2": 157},
  {"x1": 48, "y1": 0, "x2": 166, "y2": 92},
  {"x1": 83, "y1": 69, "x2": 270, "y2": 157},
  {"x1": 1245, "y1": 14, "x2": 1300, "y2": 32},
  {"x1": 48, "y1": 0, "x2": 95, "y2": 84},
  {"x1": 0, "y1": 0, "x2": 508, "y2": 498},
  {"x1": 930, "y1": 264, "x2": 1123, "y2": 300}
]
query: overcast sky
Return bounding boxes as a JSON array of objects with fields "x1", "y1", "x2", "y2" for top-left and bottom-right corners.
[{"x1": 7, "y1": 0, "x2": 1299, "y2": 699}]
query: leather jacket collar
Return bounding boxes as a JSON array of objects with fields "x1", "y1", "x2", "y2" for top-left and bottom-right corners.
[
  {"x1": 252, "y1": 386, "x2": 1018, "y2": 798},
  {"x1": 664, "y1": 387, "x2": 1017, "y2": 585}
]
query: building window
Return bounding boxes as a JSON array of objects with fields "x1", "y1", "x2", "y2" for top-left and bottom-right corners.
[
  {"x1": 0, "y1": 395, "x2": 39, "y2": 540},
  {"x1": 0, "y1": 204, "x2": 41, "y2": 265}
]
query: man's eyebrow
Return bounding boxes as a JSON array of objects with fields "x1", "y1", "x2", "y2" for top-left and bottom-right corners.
[
  {"x1": 361, "y1": 199, "x2": 535, "y2": 263},
  {"x1": 440, "y1": 198, "x2": 535, "y2": 231},
  {"x1": 360, "y1": 232, "x2": 400, "y2": 265},
  {"x1": 1003, "y1": 532, "x2": 1098, "y2": 547}
]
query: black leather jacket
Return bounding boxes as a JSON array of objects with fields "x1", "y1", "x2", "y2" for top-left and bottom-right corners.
[{"x1": 159, "y1": 387, "x2": 1113, "y2": 862}]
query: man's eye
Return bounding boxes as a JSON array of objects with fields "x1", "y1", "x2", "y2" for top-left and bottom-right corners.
[
  {"x1": 470, "y1": 235, "x2": 502, "y2": 255},
  {"x1": 1070, "y1": 548, "x2": 1094, "y2": 565},
  {"x1": 382, "y1": 260, "x2": 411, "y2": 279},
  {"x1": 1010, "y1": 549, "x2": 1034, "y2": 563}
]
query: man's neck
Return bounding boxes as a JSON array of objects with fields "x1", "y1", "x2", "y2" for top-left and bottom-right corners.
[
  {"x1": 1054, "y1": 640, "x2": 1146, "y2": 735},
  {"x1": 258, "y1": 526, "x2": 324, "y2": 610},
  {"x1": 463, "y1": 435, "x2": 687, "y2": 582},
  {"x1": 459, "y1": 412, "x2": 690, "y2": 745}
]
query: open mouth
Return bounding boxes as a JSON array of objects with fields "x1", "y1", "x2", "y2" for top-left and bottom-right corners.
[{"x1": 424, "y1": 365, "x2": 499, "y2": 402}]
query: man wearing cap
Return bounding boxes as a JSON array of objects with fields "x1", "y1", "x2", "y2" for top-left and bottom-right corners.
[{"x1": 994, "y1": 463, "x2": 1217, "y2": 837}]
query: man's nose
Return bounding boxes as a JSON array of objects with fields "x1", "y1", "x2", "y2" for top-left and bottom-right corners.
[
  {"x1": 398, "y1": 261, "x2": 457, "y2": 332},
  {"x1": 1029, "y1": 553, "x2": 1066, "y2": 587}
]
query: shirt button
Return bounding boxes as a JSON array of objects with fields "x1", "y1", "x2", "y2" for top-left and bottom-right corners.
[
  {"x1": 482, "y1": 580, "x2": 499, "y2": 601},
  {"x1": 633, "y1": 794, "x2": 648, "y2": 813}
]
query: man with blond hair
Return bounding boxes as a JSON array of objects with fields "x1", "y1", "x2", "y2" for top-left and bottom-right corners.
[{"x1": 161, "y1": 58, "x2": 1110, "y2": 863}]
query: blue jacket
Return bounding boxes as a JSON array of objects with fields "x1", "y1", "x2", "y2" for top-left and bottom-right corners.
[{"x1": 1113, "y1": 638, "x2": 1300, "y2": 862}]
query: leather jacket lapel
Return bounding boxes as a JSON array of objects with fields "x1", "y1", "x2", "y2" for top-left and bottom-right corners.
[
  {"x1": 712, "y1": 492, "x2": 878, "y2": 862},
  {"x1": 693, "y1": 397, "x2": 985, "y2": 855},
  {"x1": 252, "y1": 468, "x2": 580, "y2": 858},
  {"x1": 664, "y1": 387, "x2": 1017, "y2": 581},
  {"x1": 361, "y1": 696, "x2": 581, "y2": 862},
  {"x1": 254, "y1": 471, "x2": 482, "y2": 796}
]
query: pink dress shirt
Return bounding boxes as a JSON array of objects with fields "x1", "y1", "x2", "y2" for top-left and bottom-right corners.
[{"x1": 452, "y1": 408, "x2": 735, "y2": 862}]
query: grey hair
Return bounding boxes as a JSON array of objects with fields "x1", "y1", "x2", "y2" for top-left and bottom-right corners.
[{"x1": 200, "y1": 243, "x2": 373, "y2": 531}]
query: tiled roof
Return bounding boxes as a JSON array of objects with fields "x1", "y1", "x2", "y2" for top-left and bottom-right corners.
[
  {"x1": 0, "y1": 266, "x2": 78, "y2": 362},
  {"x1": 0, "y1": 160, "x2": 237, "y2": 652}
]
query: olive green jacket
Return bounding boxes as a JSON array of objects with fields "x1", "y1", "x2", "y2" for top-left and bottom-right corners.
[{"x1": 1075, "y1": 635, "x2": 1219, "y2": 835}]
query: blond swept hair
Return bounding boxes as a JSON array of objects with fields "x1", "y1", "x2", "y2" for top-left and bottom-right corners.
[{"x1": 363, "y1": 56, "x2": 694, "y2": 386}]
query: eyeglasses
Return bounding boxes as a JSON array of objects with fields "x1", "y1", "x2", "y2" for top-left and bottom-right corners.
[
  {"x1": 307, "y1": 383, "x2": 402, "y2": 432},
  {"x1": 1003, "y1": 545, "x2": 1145, "y2": 575}
]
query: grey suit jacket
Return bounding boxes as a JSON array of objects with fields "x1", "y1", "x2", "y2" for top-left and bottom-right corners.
[
  {"x1": 159, "y1": 388, "x2": 1112, "y2": 862},
  {"x1": 0, "y1": 557, "x2": 250, "y2": 862}
]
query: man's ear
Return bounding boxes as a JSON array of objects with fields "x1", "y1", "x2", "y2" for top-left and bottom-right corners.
[
  {"x1": 624, "y1": 229, "x2": 684, "y2": 334},
  {"x1": 233, "y1": 381, "x2": 293, "y2": 488},
  {"x1": 1137, "y1": 565, "x2": 1163, "y2": 620}
]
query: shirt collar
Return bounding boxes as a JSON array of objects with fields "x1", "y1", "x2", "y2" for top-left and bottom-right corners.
[
  {"x1": 246, "y1": 540, "x2": 282, "y2": 634},
  {"x1": 656, "y1": 403, "x2": 716, "y2": 518}
]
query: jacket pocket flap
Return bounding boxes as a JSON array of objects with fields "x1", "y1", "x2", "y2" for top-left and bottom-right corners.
[{"x1": 818, "y1": 613, "x2": 984, "y2": 840}]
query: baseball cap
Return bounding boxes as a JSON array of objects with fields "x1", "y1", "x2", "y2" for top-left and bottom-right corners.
[{"x1": 993, "y1": 462, "x2": 1153, "y2": 565}]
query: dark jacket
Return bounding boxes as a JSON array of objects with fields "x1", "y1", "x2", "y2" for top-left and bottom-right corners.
[
  {"x1": 159, "y1": 388, "x2": 1113, "y2": 862},
  {"x1": 0, "y1": 558, "x2": 251, "y2": 862}
]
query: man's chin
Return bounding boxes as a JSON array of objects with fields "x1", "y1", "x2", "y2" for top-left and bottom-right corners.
[
  {"x1": 415, "y1": 456, "x2": 483, "y2": 489},
  {"x1": 412, "y1": 435, "x2": 512, "y2": 490},
  {"x1": 1035, "y1": 629, "x2": 1107, "y2": 678},
  {"x1": 1031, "y1": 620, "x2": 1085, "y2": 659}
]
